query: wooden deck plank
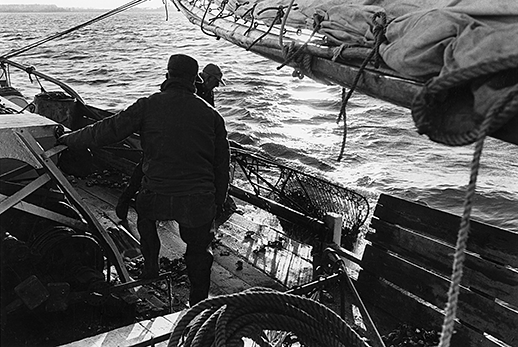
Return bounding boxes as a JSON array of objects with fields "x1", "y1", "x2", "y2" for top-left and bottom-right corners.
[
  {"x1": 368, "y1": 218, "x2": 518, "y2": 307},
  {"x1": 72, "y1": 175, "x2": 291, "y2": 294},
  {"x1": 361, "y1": 245, "x2": 518, "y2": 345},
  {"x1": 373, "y1": 194, "x2": 518, "y2": 267},
  {"x1": 59, "y1": 312, "x2": 183, "y2": 347},
  {"x1": 218, "y1": 213, "x2": 313, "y2": 288},
  {"x1": 356, "y1": 271, "x2": 500, "y2": 347}
]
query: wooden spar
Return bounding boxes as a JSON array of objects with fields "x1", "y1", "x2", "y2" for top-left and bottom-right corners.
[{"x1": 173, "y1": 0, "x2": 518, "y2": 147}]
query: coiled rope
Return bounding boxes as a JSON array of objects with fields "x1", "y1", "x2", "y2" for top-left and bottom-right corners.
[
  {"x1": 412, "y1": 53, "x2": 518, "y2": 146},
  {"x1": 167, "y1": 287, "x2": 369, "y2": 347}
]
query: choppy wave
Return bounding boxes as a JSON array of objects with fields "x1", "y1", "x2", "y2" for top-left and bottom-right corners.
[{"x1": 2, "y1": 10, "x2": 517, "y2": 231}]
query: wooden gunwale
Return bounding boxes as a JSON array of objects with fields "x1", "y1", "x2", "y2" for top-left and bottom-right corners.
[{"x1": 355, "y1": 193, "x2": 518, "y2": 347}]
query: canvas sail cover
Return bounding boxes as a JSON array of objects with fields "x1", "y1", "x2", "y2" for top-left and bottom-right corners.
[{"x1": 217, "y1": 0, "x2": 518, "y2": 145}]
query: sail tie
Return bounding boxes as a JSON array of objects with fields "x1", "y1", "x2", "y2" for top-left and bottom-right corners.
[
  {"x1": 247, "y1": 6, "x2": 285, "y2": 50},
  {"x1": 276, "y1": 14, "x2": 322, "y2": 71}
]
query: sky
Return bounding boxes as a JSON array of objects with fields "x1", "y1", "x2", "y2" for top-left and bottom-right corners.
[{"x1": 3, "y1": 0, "x2": 165, "y2": 9}]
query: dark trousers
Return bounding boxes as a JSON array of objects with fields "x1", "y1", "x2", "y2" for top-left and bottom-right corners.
[
  {"x1": 136, "y1": 216, "x2": 214, "y2": 306},
  {"x1": 136, "y1": 190, "x2": 216, "y2": 306}
]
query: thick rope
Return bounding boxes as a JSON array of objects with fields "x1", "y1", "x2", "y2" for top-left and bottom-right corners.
[
  {"x1": 412, "y1": 53, "x2": 518, "y2": 146},
  {"x1": 167, "y1": 287, "x2": 369, "y2": 347},
  {"x1": 437, "y1": 103, "x2": 496, "y2": 347}
]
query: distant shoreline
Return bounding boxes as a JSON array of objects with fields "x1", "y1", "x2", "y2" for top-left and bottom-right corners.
[{"x1": 0, "y1": 4, "x2": 161, "y2": 12}]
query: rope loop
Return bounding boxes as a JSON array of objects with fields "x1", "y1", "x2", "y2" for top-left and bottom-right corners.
[
  {"x1": 167, "y1": 287, "x2": 369, "y2": 347},
  {"x1": 412, "y1": 53, "x2": 518, "y2": 146}
]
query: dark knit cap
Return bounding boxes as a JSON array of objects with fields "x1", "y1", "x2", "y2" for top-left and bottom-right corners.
[{"x1": 167, "y1": 54, "x2": 203, "y2": 83}]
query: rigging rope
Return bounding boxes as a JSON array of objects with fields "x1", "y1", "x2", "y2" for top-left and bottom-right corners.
[
  {"x1": 276, "y1": 15, "x2": 322, "y2": 71},
  {"x1": 247, "y1": 6, "x2": 285, "y2": 50},
  {"x1": 437, "y1": 74, "x2": 518, "y2": 346},
  {"x1": 336, "y1": 12, "x2": 386, "y2": 161},
  {"x1": 1, "y1": 0, "x2": 148, "y2": 59},
  {"x1": 437, "y1": 109, "x2": 492, "y2": 347},
  {"x1": 278, "y1": 0, "x2": 297, "y2": 50}
]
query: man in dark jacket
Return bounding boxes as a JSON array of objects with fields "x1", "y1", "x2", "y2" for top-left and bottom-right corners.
[
  {"x1": 58, "y1": 54, "x2": 230, "y2": 306},
  {"x1": 195, "y1": 63, "x2": 225, "y2": 107},
  {"x1": 115, "y1": 63, "x2": 226, "y2": 220}
]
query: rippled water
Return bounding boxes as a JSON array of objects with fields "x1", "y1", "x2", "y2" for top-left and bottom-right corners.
[{"x1": 1, "y1": 10, "x2": 517, "y2": 230}]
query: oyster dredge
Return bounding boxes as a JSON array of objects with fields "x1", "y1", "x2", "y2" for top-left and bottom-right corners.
[{"x1": 1, "y1": 0, "x2": 517, "y2": 346}]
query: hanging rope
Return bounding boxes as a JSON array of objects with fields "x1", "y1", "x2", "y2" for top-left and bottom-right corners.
[
  {"x1": 1, "y1": 0, "x2": 148, "y2": 60},
  {"x1": 167, "y1": 287, "x2": 369, "y2": 347},
  {"x1": 335, "y1": 11, "x2": 387, "y2": 161},
  {"x1": 162, "y1": 0, "x2": 169, "y2": 21},
  {"x1": 437, "y1": 82, "x2": 513, "y2": 346}
]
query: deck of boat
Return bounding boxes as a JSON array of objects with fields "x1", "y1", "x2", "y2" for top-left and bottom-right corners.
[{"x1": 59, "y1": 173, "x2": 314, "y2": 346}]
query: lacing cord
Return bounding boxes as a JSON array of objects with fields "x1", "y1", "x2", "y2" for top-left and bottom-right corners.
[
  {"x1": 276, "y1": 13, "x2": 322, "y2": 71},
  {"x1": 167, "y1": 287, "x2": 369, "y2": 347},
  {"x1": 247, "y1": 6, "x2": 285, "y2": 50},
  {"x1": 336, "y1": 11, "x2": 387, "y2": 161},
  {"x1": 162, "y1": 0, "x2": 169, "y2": 21}
]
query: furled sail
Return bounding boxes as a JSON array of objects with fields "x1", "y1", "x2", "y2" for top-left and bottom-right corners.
[{"x1": 177, "y1": 0, "x2": 518, "y2": 146}]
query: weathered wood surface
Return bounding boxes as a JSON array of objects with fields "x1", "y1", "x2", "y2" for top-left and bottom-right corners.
[
  {"x1": 361, "y1": 246, "x2": 517, "y2": 344},
  {"x1": 218, "y1": 212, "x2": 314, "y2": 289},
  {"x1": 373, "y1": 193, "x2": 518, "y2": 267},
  {"x1": 357, "y1": 193, "x2": 518, "y2": 347},
  {"x1": 59, "y1": 177, "x2": 295, "y2": 346},
  {"x1": 71, "y1": 177, "x2": 288, "y2": 292},
  {"x1": 60, "y1": 311, "x2": 182, "y2": 347},
  {"x1": 368, "y1": 219, "x2": 518, "y2": 307},
  {"x1": 356, "y1": 271, "x2": 501, "y2": 347}
]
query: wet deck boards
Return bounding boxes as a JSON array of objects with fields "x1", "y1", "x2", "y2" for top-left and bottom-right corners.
[
  {"x1": 59, "y1": 178, "x2": 294, "y2": 346},
  {"x1": 70, "y1": 178, "x2": 289, "y2": 292}
]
